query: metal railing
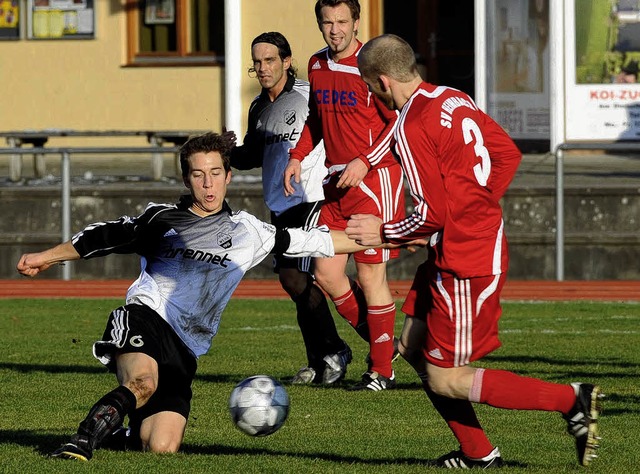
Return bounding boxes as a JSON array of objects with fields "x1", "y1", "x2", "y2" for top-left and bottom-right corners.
[
  {"x1": 0, "y1": 130, "x2": 206, "y2": 181},
  {"x1": 554, "y1": 142, "x2": 640, "y2": 281},
  {"x1": 4, "y1": 144, "x2": 637, "y2": 281},
  {"x1": 0, "y1": 146, "x2": 179, "y2": 280}
]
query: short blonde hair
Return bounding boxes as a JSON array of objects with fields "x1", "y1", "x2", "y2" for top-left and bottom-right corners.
[{"x1": 358, "y1": 34, "x2": 419, "y2": 83}]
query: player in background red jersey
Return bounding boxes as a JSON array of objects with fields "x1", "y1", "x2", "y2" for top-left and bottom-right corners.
[
  {"x1": 284, "y1": 0, "x2": 405, "y2": 391},
  {"x1": 347, "y1": 34, "x2": 603, "y2": 468}
]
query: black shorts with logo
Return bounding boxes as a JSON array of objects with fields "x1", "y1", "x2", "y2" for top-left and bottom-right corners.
[{"x1": 93, "y1": 304, "x2": 197, "y2": 431}]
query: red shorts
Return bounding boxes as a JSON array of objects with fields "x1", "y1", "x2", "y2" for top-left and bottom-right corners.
[
  {"x1": 319, "y1": 163, "x2": 405, "y2": 264},
  {"x1": 402, "y1": 262, "x2": 505, "y2": 368}
]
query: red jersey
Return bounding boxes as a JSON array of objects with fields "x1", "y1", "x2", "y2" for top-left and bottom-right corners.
[
  {"x1": 289, "y1": 41, "x2": 398, "y2": 170},
  {"x1": 382, "y1": 83, "x2": 522, "y2": 278}
]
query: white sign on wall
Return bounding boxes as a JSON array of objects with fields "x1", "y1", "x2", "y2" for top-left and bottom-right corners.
[
  {"x1": 563, "y1": 0, "x2": 640, "y2": 142},
  {"x1": 485, "y1": 0, "x2": 550, "y2": 141}
]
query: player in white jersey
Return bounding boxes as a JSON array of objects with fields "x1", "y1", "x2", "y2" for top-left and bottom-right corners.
[
  {"x1": 16, "y1": 132, "x2": 415, "y2": 461},
  {"x1": 230, "y1": 32, "x2": 351, "y2": 385}
]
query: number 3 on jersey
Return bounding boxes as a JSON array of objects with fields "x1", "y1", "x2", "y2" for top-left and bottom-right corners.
[{"x1": 462, "y1": 117, "x2": 491, "y2": 186}]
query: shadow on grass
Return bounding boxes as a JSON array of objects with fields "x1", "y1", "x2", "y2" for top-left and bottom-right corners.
[
  {"x1": 0, "y1": 362, "x2": 106, "y2": 374},
  {"x1": 0, "y1": 429, "x2": 528, "y2": 469},
  {"x1": 484, "y1": 353, "x2": 635, "y2": 369}
]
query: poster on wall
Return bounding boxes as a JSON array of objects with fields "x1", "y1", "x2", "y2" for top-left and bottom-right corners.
[
  {"x1": 565, "y1": 0, "x2": 640, "y2": 141},
  {"x1": 486, "y1": 0, "x2": 550, "y2": 141},
  {"x1": 0, "y1": 0, "x2": 19, "y2": 39},
  {"x1": 144, "y1": 0, "x2": 175, "y2": 25},
  {"x1": 28, "y1": 0, "x2": 94, "y2": 39}
]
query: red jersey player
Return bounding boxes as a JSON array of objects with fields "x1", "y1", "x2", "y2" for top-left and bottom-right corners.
[
  {"x1": 348, "y1": 34, "x2": 603, "y2": 468},
  {"x1": 284, "y1": 0, "x2": 405, "y2": 391}
]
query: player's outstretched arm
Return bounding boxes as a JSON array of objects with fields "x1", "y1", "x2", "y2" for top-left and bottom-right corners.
[
  {"x1": 345, "y1": 214, "x2": 429, "y2": 250},
  {"x1": 16, "y1": 241, "x2": 81, "y2": 277},
  {"x1": 329, "y1": 229, "x2": 379, "y2": 254},
  {"x1": 281, "y1": 226, "x2": 425, "y2": 260}
]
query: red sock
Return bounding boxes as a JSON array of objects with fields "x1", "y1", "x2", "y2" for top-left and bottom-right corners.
[
  {"x1": 367, "y1": 303, "x2": 396, "y2": 378},
  {"x1": 426, "y1": 389, "x2": 495, "y2": 459},
  {"x1": 332, "y1": 288, "x2": 359, "y2": 328},
  {"x1": 332, "y1": 283, "x2": 369, "y2": 342},
  {"x1": 471, "y1": 368, "x2": 576, "y2": 414}
]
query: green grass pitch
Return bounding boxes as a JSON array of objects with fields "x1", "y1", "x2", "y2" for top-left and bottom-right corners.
[{"x1": 1, "y1": 298, "x2": 639, "y2": 473}]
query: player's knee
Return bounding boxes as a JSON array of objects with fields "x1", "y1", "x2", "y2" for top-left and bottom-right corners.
[
  {"x1": 144, "y1": 436, "x2": 181, "y2": 454},
  {"x1": 354, "y1": 265, "x2": 385, "y2": 290},
  {"x1": 125, "y1": 375, "x2": 157, "y2": 405},
  {"x1": 398, "y1": 338, "x2": 421, "y2": 367},
  {"x1": 425, "y1": 367, "x2": 469, "y2": 399},
  {"x1": 278, "y1": 270, "x2": 308, "y2": 299},
  {"x1": 313, "y1": 268, "x2": 330, "y2": 288},
  {"x1": 426, "y1": 377, "x2": 451, "y2": 397}
]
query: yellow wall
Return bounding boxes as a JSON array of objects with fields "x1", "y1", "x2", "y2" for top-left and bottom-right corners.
[{"x1": 2, "y1": 1, "x2": 374, "y2": 146}]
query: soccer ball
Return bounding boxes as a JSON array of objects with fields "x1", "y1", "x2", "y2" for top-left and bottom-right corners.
[{"x1": 229, "y1": 375, "x2": 290, "y2": 436}]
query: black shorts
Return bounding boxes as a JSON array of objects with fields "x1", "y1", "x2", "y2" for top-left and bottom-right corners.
[
  {"x1": 271, "y1": 201, "x2": 322, "y2": 273},
  {"x1": 93, "y1": 304, "x2": 197, "y2": 429}
]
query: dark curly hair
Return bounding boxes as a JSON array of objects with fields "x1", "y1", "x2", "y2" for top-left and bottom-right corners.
[{"x1": 179, "y1": 132, "x2": 232, "y2": 178}]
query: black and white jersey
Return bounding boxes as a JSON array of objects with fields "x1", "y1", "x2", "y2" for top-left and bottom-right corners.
[
  {"x1": 231, "y1": 75, "x2": 326, "y2": 216},
  {"x1": 71, "y1": 195, "x2": 334, "y2": 358}
]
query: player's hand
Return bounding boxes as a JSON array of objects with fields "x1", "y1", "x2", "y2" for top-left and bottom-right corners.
[
  {"x1": 336, "y1": 158, "x2": 368, "y2": 188},
  {"x1": 16, "y1": 253, "x2": 53, "y2": 277},
  {"x1": 222, "y1": 127, "x2": 237, "y2": 148},
  {"x1": 345, "y1": 214, "x2": 383, "y2": 246},
  {"x1": 283, "y1": 159, "x2": 301, "y2": 196}
]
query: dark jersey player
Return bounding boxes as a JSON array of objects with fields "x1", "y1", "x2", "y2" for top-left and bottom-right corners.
[
  {"x1": 229, "y1": 32, "x2": 351, "y2": 386},
  {"x1": 16, "y1": 132, "x2": 412, "y2": 461}
]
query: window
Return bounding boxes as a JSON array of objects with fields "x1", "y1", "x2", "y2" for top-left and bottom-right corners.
[
  {"x1": 15, "y1": 0, "x2": 96, "y2": 40},
  {"x1": 0, "y1": 0, "x2": 20, "y2": 40},
  {"x1": 126, "y1": 0, "x2": 224, "y2": 66}
]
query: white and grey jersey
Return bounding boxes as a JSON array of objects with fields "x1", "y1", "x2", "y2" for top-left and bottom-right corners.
[
  {"x1": 231, "y1": 76, "x2": 326, "y2": 215},
  {"x1": 71, "y1": 196, "x2": 335, "y2": 358}
]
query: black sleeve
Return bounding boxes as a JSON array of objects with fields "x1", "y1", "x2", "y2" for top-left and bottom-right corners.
[
  {"x1": 271, "y1": 228, "x2": 291, "y2": 255},
  {"x1": 230, "y1": 101, "x2": 264, "y2": 170},
  {"x1": 230, "y1": 139, "x2": 263, "y2": 170},
  {"x1": 71, "y1": 205, "x2": 165, "y2": 259}
]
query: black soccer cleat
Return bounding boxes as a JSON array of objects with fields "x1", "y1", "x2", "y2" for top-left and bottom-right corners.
[
  {"x1": 50, "y1": 434, "x2": 93, "y2": 461},
  {"x1": 564, "y1": 382, "x2": 604, "y2": 466},
  {"x1": 349, "y1": 370, "x2": 396, "y2": 391},
  {"x1": 436, "y1": 446, "x2": 503, "y2": 469}
]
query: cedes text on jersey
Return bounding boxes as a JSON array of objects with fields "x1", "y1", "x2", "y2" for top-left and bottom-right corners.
[{"x1": 314, "y1": 89, "x2": 357, "y2": 107}]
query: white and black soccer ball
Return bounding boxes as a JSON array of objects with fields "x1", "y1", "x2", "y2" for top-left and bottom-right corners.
[{"x1": 229, "y1": 375, "x2": 290, "y2": 436}]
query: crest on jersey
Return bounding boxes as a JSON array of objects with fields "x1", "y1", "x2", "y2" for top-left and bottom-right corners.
[
  {"x1": 217, "y1": 232, "x2": 232, "y2": 249},
  {"x1": 284, "y1": 110, "x2": 296, "y2": 126}
]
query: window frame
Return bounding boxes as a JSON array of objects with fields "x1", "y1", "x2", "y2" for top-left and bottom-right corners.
[{"x1": 125, "y1": 0, "x2": 223, "y2": 67}]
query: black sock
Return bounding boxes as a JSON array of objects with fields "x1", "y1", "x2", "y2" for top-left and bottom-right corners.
[{"x1": 78, "y1": 385, "x2": 137, "y2": 450}]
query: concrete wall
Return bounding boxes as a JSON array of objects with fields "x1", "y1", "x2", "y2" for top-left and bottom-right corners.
[{"x1": 2, "y1": 182, "x2": 639, "y2": 281}]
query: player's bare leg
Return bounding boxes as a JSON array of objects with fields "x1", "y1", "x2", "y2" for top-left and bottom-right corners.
[
  {"x1": 138, "y1": 411, "x2": 187, "y2": 453},
  {"x1": 313, "y1": 254, "x2": 357, "y2": 383}
]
